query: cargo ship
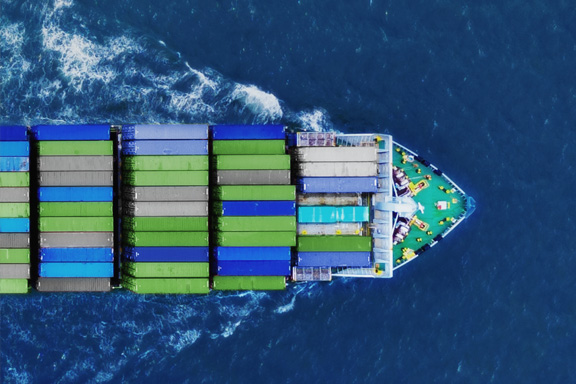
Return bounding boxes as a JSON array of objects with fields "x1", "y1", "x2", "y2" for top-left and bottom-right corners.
[{"x1": 0, "y1": 124, "x2": 475, "y2": 294}]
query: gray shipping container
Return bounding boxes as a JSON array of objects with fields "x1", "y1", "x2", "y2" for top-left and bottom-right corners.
[
  {"x1": 123, "y1": 201, "x2": 208, "y2": 217},
  {"x1": 294, "y1": 147, "x2": 377, "y2": 162},
  {"x1": 38, "y1": 156, "x2": 113, "y2": 171},
  {"x1": 36, "y1": 278, "x2": 111, "y2": 292},
  {"x1": 297, "y1": 193, "x2": 362, "y2": 206},
  {"x1": 39, "y1": 171, "x2": 114, "y2": 186},
  {"x1": 298, "y1": 162, "x2": 378, "y2": 177},
  {"x1": 0, "y1": 187, "x2": 29, "y2": 202},
  {"x1": 122, "y1": 186, "x2": 209, "y2": 201},
  {"x1": 40, "y1": 232, "x2": 114, "y2": 248},
  {"x1": 0, "y1": 233, "x2": 30, "y2": 248},
  {"x1": 0, "y1": 264, "x2": 30, "y2": 278},
  {"x1": 215, "y1": 170, "x2": 291, "y2": 185}
]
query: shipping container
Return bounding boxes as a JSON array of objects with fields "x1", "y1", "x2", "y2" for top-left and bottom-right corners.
[
  {"x1": 211, "y1": 125, "x2": 285, "y2": 140},
  {"x1": 39, "y1": 171, "x2": 113, "y2": 186},
  {"x1": 122, "y1": 231, "x2": 208, "y2": 247},
  {"x1": 212, "y1": 275, "x2": 286, "y2": 291},
  {"x1": 0, "y1": 172, "x2": 29, "y2": 187},
  {"x1": 0, "y1": 126, "x2": 28, "y2": 141},
  {"x1": 297, "y1": 235, "x2": 372, "y2": 252},
  {"x1": 38, "y1": 156, "x2": 112, "y2": 171},
  {"x1": 123, "y1": 201, "x2": 208, "y2": 217},
  {"x1": 215, "y1": 216, "x2": 296, "y2": 232},
  {"x1": 0, "y1": 233, "x2": 30, "y2": 248},
  {"x1": 298, "y1": 222, "x2": 363, "y2": 236},
  {"x1": 121, "y1": 140, "x2": 208, "y2": 155},
  {"x1": 292, "y1": 132, "x2": 336, "y2": 147},
  {"x1": 122, "y1": 124, "x2": 208, "y2": 140},
  {"x1": 0, "y1": 279, "x2": 28, "y2": 294},
  {"x1": 0, "y1": 218, "x2": 30, "y2": 233},
  {"x1": 36, "y1": 277, "x2": 111, "y2": 292},
  {"x1": 212, "y1": 140, "x2": 285, "y2": 155},
  {"x1": 214, "y1": 155, "x2": 290, "y2": 170},
  {"x1": 122, "y1": 276, "x2": 210, "y2": 294},
  {"x1": 294, "y1": 147, "x2": 377, "y2": 162},
  {"x1": 123, "y1": 155, "x2": 208, "y2": 171},
  {"x1": 214, "y1": 246, "x2": 291, "y2": 261},
  {"x1": 0, "y1": 141, "x2": 29, "y2": 156},
  {"x1": 123, "y1": 217, "x2": 208, "y2": 232},
  {"x1": 215, "y1": 170, "x2": 290, "y2": 185},
  {"x1": 123, "y1": 170, "x2": 208, "y2": 186},
  {"x1": 122, "y1": 186, "x2": 208, "y2": 202},
  {"x1": 0, "y1": 203, "x2": 29, "y2": 218},
  {"x1": 0, "y1": 157, "x2": 29, "y2": 172},
  {"x1": 216, "y1": 232, "x2": 296, "y2": 247},
  {"x1": 297, "y1": 206, "x2": 369, "y2": 223},
  {"x1": 297, "y1": 193, "x2": 361, "y2": 206},
  {"x1": 39, "y1": 263, "x2": 113, "y2": 278},
  {"x1": 216, "y1": 260, "x2": 291, "y2": 276},
  {"x1": 38, "y1": 202, "x2": 113, "y2": 217},
  {"x1": 0, "y1": 264, "x2": 30, "y2": 278},
  {"x1": 0, "y1": 249, "x2": 30, "y2": 264},
  {"x1": 40, "y1": 248, "x2": 113, "y2": 262},
  {"x1": 292, "y1": 266, "x2": 332, "y2": 282},
  {"x1": 214, "y1": 185, "x2": 295, "y2": 201},
  {"x1": 38, "y1": 141, "x2": 113, "y2": 156},
  {"x1": 298, "y1": 177, "x2": 378, "y2": 193},
  {"x1": 32, "y1": 124, "x2": 110, "y2": 140},
  {"x1": 38, "y1": 187, "x2": 113, "y2": 202},
  {"x1": 298, "y1": 162, "x2": 378, "y2": 177},
  {"x1": 40, "y1": 232, "x2": 113, "y2": 248},
  {"x1": 39, "y1": 217, "x2": 113, "y2": 232},
  {"x1": 296, "y1": 251, "x2": 371, "y2": 267},
  {"x1": 216, "y1": 201, "x2": 296, "y2": 216},
  {"x1": 122, "y1": 262, "x2": 209, "y2": 278},
  {"x1": 122, "y1": 247, "x2": 209, "y2": 262},
  {"x1": 0, "y1": 187, "x2": 29, "y2": 202}
]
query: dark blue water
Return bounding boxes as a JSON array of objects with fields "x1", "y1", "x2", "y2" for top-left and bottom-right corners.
[{"x1": 2, "y1": 0, "x2": 576, "y2": 382}]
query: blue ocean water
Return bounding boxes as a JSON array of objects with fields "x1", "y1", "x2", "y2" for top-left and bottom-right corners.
[{"x1": 1, "y1": 0, "x2": 576, "y2": 382}]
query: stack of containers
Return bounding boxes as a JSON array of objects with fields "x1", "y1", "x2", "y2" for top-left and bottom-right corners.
[
  {"x1": 33, "y1": 125, "x2": 114, "y2": 292},
  {"x1": 121, "y1": 124, "x2": 210, "y2": 294},
  {"x1": 211, "y1": 125, "x2": 295, "y2": 291},
  {"x1": 0, "y1": 126, "x2": 30, "y2": 294},
  {"x1": 294, "y1": 133, "x2": 377, "y2": 269}
]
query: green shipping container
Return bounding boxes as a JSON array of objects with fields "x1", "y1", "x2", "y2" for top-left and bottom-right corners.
[
  {"x1": 122, "y1": 276, "x2": 210, "y2": 294},
  {"x1": 212, "y1": 140, "x2": 286, "y2": 155},
  {"x1": 123, "y1": 171, "x2": 208, "y2": 186},
  {"x1": 297, "y1": 235, "x2": 372, "y2": 252},
  {"x1": 216, "y1": 232, "x2": 296, "y2": 247},
  {"x1": 0, "y1": 203, "x2": 30, "y2": 218},
  {"x1": 214, "y1": 185, "x2": 295, "y2": 201},
  {"x1": 212, "y1": 276, "x2": 286, "y2": 291},
  {"x1": 0, "y1": 172, "x2": 29, "y2": 187},
  {"x1": 123, "y1": 156, "x2": 209, "y2": 171},
  {"x1": 214, "y1": 155, "x2": 290, "y2": 170},
  {"x1": 38, "y1": 202, "x2": 113, "y2": 217},
  {"x1": 0, "y1": 279, "x2": 29, "y2": 294},
  {"x1": 38, "y1": 141, "x2": 113, "y2": 156},
  {"x1": 123, "y1": 231, "x2": 209, "y2": 247},
  {"x1": 216, "y1": 216, "x2": 296, "y2": 232},
  {"x1": 122, "y1": 262, "x2": 209, "y2": 278},
  {"x1": 123, "y1": 217, "x2": 208, "y2": 232},
  {"x1": 0, "y1": 249, "x2": 30, "y2": 264},
  {"x1": 39, "y1": 217, "x2": 113, "y2": 232}
]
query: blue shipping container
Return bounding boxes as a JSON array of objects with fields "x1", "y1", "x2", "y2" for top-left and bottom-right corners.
[
  {"x1": 38, "y1": 262, "x2": 114, "y2": 277},
  {"x1": 122, "y1": 247, "x2": 209, "y2": 262},
  {"x1": 298, "y1": 177, "x2": 378, "y2": 193},
  {"x1": 0, "y1": 157, "x2": 29, "y2": 172},
  {"x1": 220, "y1": 201, "x2": 296, "y2": 216},
  {"x1": 297, "y1": 252, "x2": 372, "y2": 267},
  {"x1": 211, "y1": 125, "x2": 285, "y2": 140},
  {"x1": 0, "y1": 218, "x2": 30, "y2": 233},
  {"x1": 298, "y1": 206, "x2": 369, "y2": 223},
  {"x1": 216, "y1": 260, "x2": 291, "y2": 276},
  {"x1": 32, "y1": 125, "x2": 110, "y2": 141},
  {"x1": 122, "y1": 124, "x2": 208, "y2": 140},
  {"x1": 38, "y1": 187, "x2": 113, "y2": 202},
  {"x1": 0, "y1": 141, "x2": 29, "y2": 156},
  {"x1": 40, "y1": 248, "x2": 114, "y2": 262},
  {"x1": 121, "y1": 140, "x2": 208, "y2": 155},
  {"x1": 215, "y1": 246, "x2": 292, "y2": 261},
  {"x1": 0, "y1": 126, "x2": 28, "y2": 141}
]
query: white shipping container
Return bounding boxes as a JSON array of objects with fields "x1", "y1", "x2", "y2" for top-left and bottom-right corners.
[
  {"x1": 298, "y1": 222, "x2": 364, "y2": 235},
  {"x1": 298, "y1": 162, "x2": 378, "y2": 177},
  {"x1": 295, "y1": 147, "x2": 377, "y2": 162}
]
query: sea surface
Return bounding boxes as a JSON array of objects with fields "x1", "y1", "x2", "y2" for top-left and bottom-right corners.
[{"x1": 1, "y1": 0, "x2": 575, "y2": 382}]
